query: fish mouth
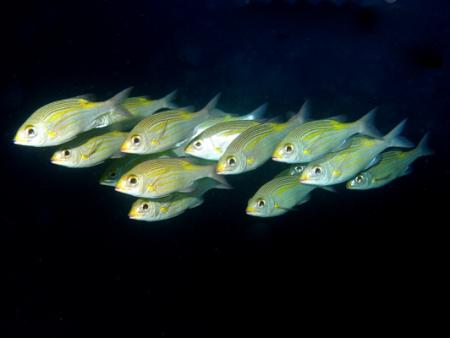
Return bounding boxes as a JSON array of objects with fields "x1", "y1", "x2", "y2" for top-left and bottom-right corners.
[
  {"x1": 99, "y1": 180, "x2": 115, "y2": 187},
  {"x1": 120, "y1": 144, "x2": 130, "y2": 153},
  {"x1": 13, "y1": 137, "x2": 28, "y2": 145},
  {"x1": 128, "y1": 210, "x2": 139, "y2": 219},
  {"x1": 272, "y1": 156, "x2": 283, "y2": 162},
  {"x1": 299, "y1": 173, "x2": 309, "y2": 183},
  {"x1": 246, "y1": 207, "x2": 257, "y2": 215},
  {"x1": 50, "y1": 154, "x2": 61, "y2": 164},
  {"x1": 216, "y1": 165, "x2": 225, "y2": 174}
]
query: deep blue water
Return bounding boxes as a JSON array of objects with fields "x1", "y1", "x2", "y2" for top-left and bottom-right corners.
[{"x1": 1, "y1": 0, "x2": 448, "y2": 336}]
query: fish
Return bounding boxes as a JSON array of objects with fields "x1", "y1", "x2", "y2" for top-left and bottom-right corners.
[
  {"x1": 246, "y1": 166, "x2": 316, "y2": 217},
  {"x1": 13, "y1": 88, "x2": 133, "y2": 147},
  {"x1": 120, "y1": 94, "x2": 222, "y2": 154},
  {"x1": 122, "y1": 90, "x2": 177, "y2": 118},
  {"x1": 185, "y1": 119, "x2": 262, "y2": 160},
  {"x1": 51, "y1": 130, "x2": 128, "y2": 168},
  {"x1": 299, "y1": 119, "x2": 413, "y2": 186},
  {"x1": 99, "y1": 147, "x2": 185, "y2": 187},
  {"x1": 346, "y1": 133, "x2": 433, "y2": 190},
  {"x1": 115, "y1": 157, "x2": 228, "y2": 198},
  {"x1": 216, "y1": 101, "x2": 310, "y2": 175},
  {"x1": 272, "y1": 109, "x2": 378, "y2": 163},
  {"x1": 128, "y1": 178, "x2": 230, "y2": 221},
  {"x1": 187, "y1": 103, "x2": 267, "y2": 142},
  {"x1": 275, "y1": 164, "x2": 306, "y2": 177}
]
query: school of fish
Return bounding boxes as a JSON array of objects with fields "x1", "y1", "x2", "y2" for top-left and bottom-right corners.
[{"x1": 14, "y1": 88, "x2": 433, "y2": 221}]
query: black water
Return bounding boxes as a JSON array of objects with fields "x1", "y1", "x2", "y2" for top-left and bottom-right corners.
[{"x1": 1, "y1": 0, "x2": 448, "y2": 336}]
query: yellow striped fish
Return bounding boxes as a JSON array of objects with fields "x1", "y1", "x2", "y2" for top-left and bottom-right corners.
[
  {"x1": 115, "y1": 158, "x2": 228, "y2": 198},
  {"x1": 120, "y1": 94, "x2": 221, "y2": 154},
  {"x1": 246, "y1": 165, "x2": 316, "y2": 217},
  {"x1": 99, "y1": 147, "x2": 185, "y2": 187},
  {"x1": 300, "y1": 119, "x2": 413, "y2": 186},
  {"x1": 128, "y1": 178, "x2": 229, "y2": 221},
  {"x1": 121, "y1": 90, "x2": 177, "y2": 119},
  {"x1": 14, "y1": 88, "x2": 133, "y2": 147},
  {"x1": 51, "y1": 131, "x2": 128, "y2": 168},
  {"x1": 185, "y1": 119, "x2": 262, "y2": 160},
  {"x1": 216, "y1": 101, "x2": 309, "y2": 175},
  {"x1": 186, "y1": 103, "x2": 267, "y2": 145},
  {"x1": 272, "y1": 109, "x2": 378, "y2": 163},
  {"x1": 347, "y1": 133, "x2": 433, "y2": 190}
]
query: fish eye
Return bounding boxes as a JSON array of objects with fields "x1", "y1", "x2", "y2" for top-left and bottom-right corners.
[
  {"x1": 141, "y1": 202, "x2": 149, "y2": 211},
  {"x1": 227, "y1": 156, "x2": 237, "y2": 167},
  {"x1": 312, "y1": 166, "x2": 322, "y2": 176},
  {"x1": 25, "y1": 126, "x2": 36, "y2": 138},
  {"x1": 63, "y1": 150, "x2": 71, "y2": 158},
  {"x1": 109, "y1": 171, "x2": 116, "y2": 178},
  {"x1": 294, "y1": 165, "x2": 304, "y2": 174},
  {"x1": 131, "y1": 135, "x2": 141, "y2": 145},
  {"x1": 256, "y1": 199, "x2": 266, "y2": 208},
  {"x1": 193, "y1": 140, "x2": 203, "y2": 149},
  {"x1": 127, "y1": 175, "x2": 138, "y2": 187},
  {"x1": 355, "y1": 175, "x2": 364, "y2": 184},
  {"x1": 284, "y1": 143, "x2": 294, "y2": 154}
]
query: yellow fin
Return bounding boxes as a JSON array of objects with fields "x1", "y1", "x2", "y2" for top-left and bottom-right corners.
[
  {"x1": 160, "y1": 206, "x2": 169, "y2": 213},
  {"x1": 48, "y1": 131, "x2": 57, "y2": 139},
  {"x1": 303, "y1": 149, "x2": 311, "y2": 155},
  {"x1": 246, "y1": 157, "x2": 254, "y2": 165}
]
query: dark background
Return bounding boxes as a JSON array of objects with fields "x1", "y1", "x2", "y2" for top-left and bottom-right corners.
[{"x1": 1, "y1": 0, "x2": 448, "y2": 336}]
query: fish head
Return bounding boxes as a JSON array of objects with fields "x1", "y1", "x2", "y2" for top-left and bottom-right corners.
[
  {"x1": 246, "y1": 195, "x2": 274, "y2": 217},
  {"x1": 272, "y1": 139, "x2": 301, "y2": 163},
  {"x1": 346, "y1": 172, "x2": 371, "y2": 190},
  {"x1": 129, "y1": 199, "x2": 158, "y2": 221},
  {"x1": 299, "y1": 162, "x2": 333, "y2": 186},
  {"x1": 115, "y1": 171, "x2": 145, "y2": 196},
  {"x1": 120, "y1": 132, "x2": 149, "y2": 154},
  {"x1": 216, "y1": 151, "x2": 247, "y2": 175},
  {"x1": 288, "y1": 164, "x2": 306, "y2": 176},
  {"x1": 50, "y1": 147, "x2": 81, "y2": 167},
  {"x1": 99, "y1": 164, "x2": 122, "y2": 186},
  {"x1": 185, "y1": 136, "x2": 216, "y2": 160},
  {"x1": 14, "y1": 121, "x2": 50, "y2": 147}
]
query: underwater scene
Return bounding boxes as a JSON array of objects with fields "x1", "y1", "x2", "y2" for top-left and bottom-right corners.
[{"x1": 2, "y1": 0, "x2": 448, "y2": 336}]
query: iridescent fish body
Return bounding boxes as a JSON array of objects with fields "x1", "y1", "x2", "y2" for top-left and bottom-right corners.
[
  {"x1": 120, "y1": 94, "x2": 221, "y2": 154},
  {"x1": 272, "y1": 109, "x2": 378, "y2": 163},
  {"x1": 115, "y1": 158, "x2": 228, "y2": 198},
  {"x1": 246, "y1": 165, "x2": 315, "y2": 217},
  {"x1": 300, "y1": 120, "x2": 413, "y2": 186},
  {"x1": 50, "y1": 131, "x2": 128, "y2": 168},
  {"x1": 14, "y1": 88, "x2": 134, "y2": 147},
  {"x1": 216, "y1": 101, "x2": 310, "y2": 175},
  {"x1": 128, "y1": 178, "x2": 229, "y2": 221},
  {"x1": 347, "y1": 133, "x2": 433, "y2": 190}
]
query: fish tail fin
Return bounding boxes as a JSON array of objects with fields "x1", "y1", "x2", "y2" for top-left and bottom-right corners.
[
  {"x1": 241, "y1": 103, "x2": 268, "y2": 121},
  {"x1": 383, "y1": 119, "x2": 414, "y2": 148},
  {"x1": 319, "y1": 186, "x2": 337, "y2": 193},
  {"x1": 413, "y1": 132, "x2": 434, "y2": 159},
  {"x1": 287, "y1": 99, "x2": 311, "y2": 126},
  {"x1": 357, "y1": 108, "x2": 381, "y2": 138},
  {"x1": 161, "y1": 90, "x2": 178, "y2": 109},
  {"x1": 108, "y1": 87, "x2": 134, "y2": 117},
  {"x1": 207, "y1": 164, "x2": 231, "y2": 187},
  {"x1": 196, "y1": 177, "x2": 232, "y2": 196},
  {"x1": 198, "y1": 93, "x2": 222, "y2": 118}
]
